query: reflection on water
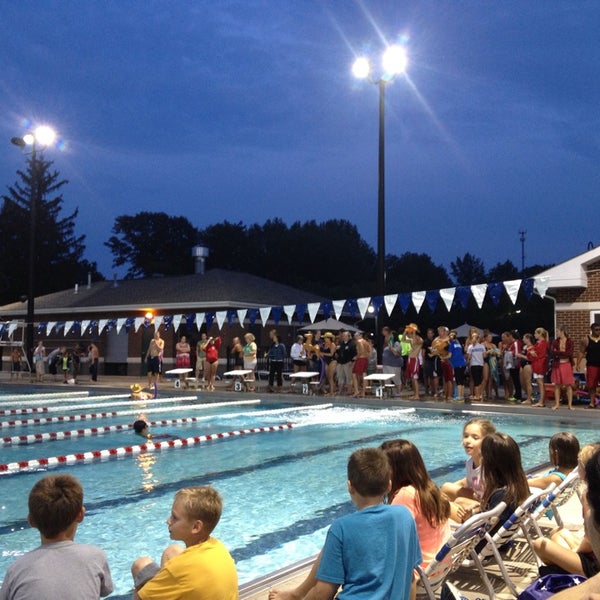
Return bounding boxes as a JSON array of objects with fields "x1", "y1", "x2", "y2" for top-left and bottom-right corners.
[{"x1": 136, "y1": 451, "x2": 158, "y2": 492}]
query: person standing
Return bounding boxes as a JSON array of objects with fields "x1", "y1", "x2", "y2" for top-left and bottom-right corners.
[
  {"x1": 551, "y1": 326, "x2": 575, "y2": 410},
  {"x1": 146, "y1": 331, "x2": 164, "y2": 388},
  {"x1": 381, "y1": 327, "x2": 403, "y2": 397},
  {"x1": 577, "y1": 322, "x2": 600, "y2": 409},
  {"x1": 195, "y1": 333, "x2": 207, "y2": 380},
  {"x1": 335, "y1": 331, "x2": 356, "y2": 396},
  {"x1": 402, "y1": 324, "x2": 423, "y2": 400},
  {"x1": 448, "y1": 330, "x2": 467, "y2": 401},
  {"x1": 33, "y1": 340, "x2": 46, "y2": 383},
  {"x1": 88, "y1": 343, "x2": 99, "y2": 382},
  {"x1": 351, "y1": 332, "x2": 369, "y2": 398},
  {"x1": 266, "y1": 332, "x2": 287, "y2": 392},
  {"x1": 175, "y1": 336, "x2": 191, "y2": 369}
]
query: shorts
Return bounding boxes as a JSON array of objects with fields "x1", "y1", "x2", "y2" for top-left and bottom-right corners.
[
  {"x1": 441, "y1": 360, "x2": 454, "y2": 383},
  {"x1": 336, "y1": 362, "x2": 353, "y2": 386},
  {"x1": 422, "y1": 358, "x2": 439, "y2": 379},
  {"x1": 407, "y1": 357, "x2": 420, "y2": 379},
  {"x1": 352, "y1": 357, "x2": 368, "y2": 375},
  {"x1": 176, "y1": 353, "x2": 190, "y2": 368},
  {"x1": 134, "y1": 561, "x2": 160, "y2": 591},
  {"x1": 470, "y1": 365, "x2": 484, "y2": 386},
  {"x1": 382, "y1": 365, "x2": 402, "y2": 386},
  {"x1": 453, "y1": 366, "x2": 466, "y2": 385},
  {"x1": 586, "y1": 365, "x2": 600, "y2": 389},
  {"x1": 551, "y1": 362, "x2": 575, "y2": 386},
  {"x1": 147, "y1": 356, "x2": 160, "y2": 375}
]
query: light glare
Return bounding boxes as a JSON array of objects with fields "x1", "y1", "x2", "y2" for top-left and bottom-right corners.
[
  {"x1": 382, "y1": 45, "x2": 407, "y2": 76},
  {"x1": 352, "y1": 57, "x2": 370, "y2": 79},
  {"x1": 22, "y1": 133, "x2": 35, "y2": 145},
  {"x1": 34, "y1": 125, "x2": 56, "y2": 147}
]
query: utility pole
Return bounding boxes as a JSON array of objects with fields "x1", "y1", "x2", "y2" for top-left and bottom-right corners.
[{"x1": 519, "y1": 229, "x2": 526, "y2": 276}]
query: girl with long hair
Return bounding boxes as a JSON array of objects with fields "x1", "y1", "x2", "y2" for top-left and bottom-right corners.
[{"x1": 381, "y1": 439, "x2": 450, "y2": 567}]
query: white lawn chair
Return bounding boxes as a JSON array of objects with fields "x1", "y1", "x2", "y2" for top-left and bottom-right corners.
[
  {"x1": 469, "y1": 485, "x2": 555, "y2": 599},
  {"x1": 416, "y1": 501, "x2": 507, "y2": 599},
  {"x1": 531, "y1": 467, "x2": 581, "y2": 532}
]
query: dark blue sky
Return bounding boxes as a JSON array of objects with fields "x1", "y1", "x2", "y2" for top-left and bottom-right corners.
[{"x1": 1, "y1": 1, "x2": 598, "y2": 280}]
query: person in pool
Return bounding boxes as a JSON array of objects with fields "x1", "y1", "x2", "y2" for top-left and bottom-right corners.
[{"x1": 133, "y1": 420, "x2": 179, "y2": 441}]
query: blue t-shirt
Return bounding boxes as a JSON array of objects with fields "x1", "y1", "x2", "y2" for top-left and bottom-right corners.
[
  {"x1": 317, "y1": 504, "x2": 421, "y2": 600},
  {"x1": 448, "y1": 340, "x2": 467, "y2": 368}
]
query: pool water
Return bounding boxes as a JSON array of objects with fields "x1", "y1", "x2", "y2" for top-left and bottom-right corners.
[{"x1": 0, "y1": 391, "x2": 597, "y2": 598}]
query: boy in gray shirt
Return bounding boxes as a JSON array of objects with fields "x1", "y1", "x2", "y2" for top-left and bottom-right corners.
[{"x1": 0, "y1": 474, "x2": 113, "y2": 600}]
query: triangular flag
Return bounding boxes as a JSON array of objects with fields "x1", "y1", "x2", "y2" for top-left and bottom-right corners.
[
  {"x1": 534, "y1": 276, "x2": 550, "y2": 299},
  {"x1": 46, "y1": 322, "x2": 56, "y2": 336},
  {"x1": 471, "y1": 284, "x2": 488, "y2": 308},
  {"x1": 259, "y1": 307, "x2": 271, "y2": 325},
  {"x1": 64, "y1": 321, "x2": 74, "y2": 336},
  {"x1": 439, "y1": 288, "x2": 455, "y2": 312},
  {"x1": 8, "y1": 320, "x2": 18, "y2": 337},
  {"x1": 357, "y1": 297, "x2": 371, "y2": 319},
  {"x1": 236, "y1": 310, "x2": 246, "y2": 327},
  {"x1": 425, "y1": 290, "x2": 439, "y2": 313},
  {"x1": 154, "y1": 315, "x2": 164, "y2": 330},
  {"x1": 98, "y1": 319, "x2": 109, "y2": 335},
  {"x1": 80, "y1": 320, "x2": 90, "y2": 335},
  {"x1": 307, "y1": 302, "x2": 320, "y2": 323},
  {"x1": 332, "y1": 299, "x2": 346, "y2": 320},
  {"x1": 384, "y1": 294, "x2": 398, "y2": 316},
  {"x1": 196, "y1": 313, "x2": 206, "y2": 329},
  {"x1": 504, "y1": 279, "x2": 522, "y2": 305},
  {"x1": 411, "y1": 291, "x2": 426, "y2": 313},
  {"x1": 172, "y1": 314, "x2": 182, "y2": 331},
  {"x1": 134, "y1": 317, "x2": 145, "y2": 332},
  {"x1": 215, "y1": 311, "x2": 227, "y2": 330},
  {"x1": 398, "y1": 294, "x2": 411, "y2": 313},
  {"x1": 116, "y1": 318, "x2": 127, "y2": 334},
  {"x1": 283, "y1": 305, "x2": 296, "y2": 323}
]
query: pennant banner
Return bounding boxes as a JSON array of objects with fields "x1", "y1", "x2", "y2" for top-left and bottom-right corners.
[
  {"x1": 332, "y1": 299, "x2": 345, "y2": 320},
  {"x1": 504, "y1": 279, "x2": 522, "y2": 305},
  {"x1": 534, "y1": 276, "x2": 550, "y2": 299},
  {"x1": 439, "y1": 288, "x2": 455, "y2": 312},
  {"x1": 357, "y1": 297, "x2": 371, "y2": 320},
  {"x1": 412, "y1": 291, "x2": 426, "y2": 313},
  {"x1": 384, "y1": 294, "x2": 398, "y2": 316},
  {"x1": 471, "y1": 284, "x2": 487, "y2": 309}
]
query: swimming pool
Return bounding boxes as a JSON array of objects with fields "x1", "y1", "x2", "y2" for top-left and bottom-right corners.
[{"x1": 0, "y1": 390, "x2": 597, "y2": 598}]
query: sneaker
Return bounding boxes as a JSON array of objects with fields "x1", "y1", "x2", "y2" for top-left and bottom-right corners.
[{"x1": 508, "y1": 396, "x2": 517, "y2": 403}]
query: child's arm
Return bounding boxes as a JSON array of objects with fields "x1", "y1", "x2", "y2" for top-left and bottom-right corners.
[{"x1": 303, "y1": 580, "x2": 339, "y2": 600}]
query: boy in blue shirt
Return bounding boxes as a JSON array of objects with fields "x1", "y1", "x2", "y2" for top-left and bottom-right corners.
[{"x1": 270, "y1": 447, "x2": 421, "y2": 600}]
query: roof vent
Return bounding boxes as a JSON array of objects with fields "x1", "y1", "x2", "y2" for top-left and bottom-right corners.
[{"x1": 192, "y1": 246, "x2": 209, "y2": 275}]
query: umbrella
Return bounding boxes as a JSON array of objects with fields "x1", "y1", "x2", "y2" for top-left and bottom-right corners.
[
  {"x1": 299, "y1": 318, "x2": 360, "y2": 332},
  {"x1": 453, "y1": 323, "x2": 497, "y2": 338}
]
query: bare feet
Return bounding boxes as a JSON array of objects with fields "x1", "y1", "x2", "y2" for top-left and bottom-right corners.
[{"x1": 532, "y1": 403, "x2": 545, "y2": 407}]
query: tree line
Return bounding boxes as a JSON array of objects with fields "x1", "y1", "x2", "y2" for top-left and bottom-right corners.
[{"x1": 1, "y1": 157, "x2": 550, "y2": 308}]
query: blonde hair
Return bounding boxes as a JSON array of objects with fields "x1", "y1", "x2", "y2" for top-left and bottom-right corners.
[
  {"x1": 579, "y1": 443, "x2": 600, "y2": 477},
  {"x1": 175, "y1": 486, "x2": 223, "y2": 534},
  {"x1": 244, "y1": 333, "x2": 255, "y2": 343},
  {"x1": 535, "y1": 327, "x2": 548, "y2": 340}
]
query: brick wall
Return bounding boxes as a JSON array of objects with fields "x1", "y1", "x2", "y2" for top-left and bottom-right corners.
[{"x1": 555, "y1": 264, "x2": 600, "y2": 342}]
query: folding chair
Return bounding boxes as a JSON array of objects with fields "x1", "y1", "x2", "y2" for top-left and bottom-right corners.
[
  {"x1": 470, "y1": 485, "x2": 556, "y2": 599},
  {"x1": 531, "y1": 467, "x2": 580, "y2": 531},
  {"x1": 416, "y1": 501, "x2": 507, "y2": 599}
]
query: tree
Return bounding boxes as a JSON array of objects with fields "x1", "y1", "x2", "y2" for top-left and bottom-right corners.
[
  {"x1": 0, "y1": 153, "x2": 89, "y2": 304},
  {"x1": 386, "y1": 252, "x2": 452, "y2": 293},
  {"x1": 105, "y1": 212, "x2": 200, "y2": 278},
  {"x1": 450, "y1": 253, "x2": 486, "y2": 286},
  {"x1": 487, "y1": 260, "x2": 520, "y2": 282}
]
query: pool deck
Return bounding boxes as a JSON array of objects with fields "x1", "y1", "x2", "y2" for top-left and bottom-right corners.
[{"x1": 0, "y1": 372, "x2": 595, "y2": 599}]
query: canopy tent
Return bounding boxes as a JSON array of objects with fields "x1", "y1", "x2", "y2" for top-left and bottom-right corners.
[
  {"x1": 453, "y1": 323, "x2": 498, "y2": 338},
  {"x1": 299, "y1": 318, "x2": 360, "y2": 332}
]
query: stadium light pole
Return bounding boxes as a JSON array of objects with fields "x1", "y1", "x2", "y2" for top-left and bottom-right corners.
[
  {"x1": 352, "y1": 45, "x2": 407, "y2": 299},
  {"x1": 10, "y1": 125, "x2": 57, "y2": 366}
]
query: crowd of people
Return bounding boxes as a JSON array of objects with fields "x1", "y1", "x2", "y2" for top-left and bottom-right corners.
[
  {"x1": 11, "y1": 341, "x2": 101, "y2": 384},
  {"x1": 183, "y1": 321, "x2": 600, "y2": 406},
  {"x1": 2, "y1": 417, "x2": 599, "y2": 600}
]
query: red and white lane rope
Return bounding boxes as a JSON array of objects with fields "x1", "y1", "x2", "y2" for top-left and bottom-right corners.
[
  {"x1": 0, "y1": 403, "x2": 329, "y2": 446},
  {"x1": 0, "y1": 400, "x2": 262, "y2": 429},
  {"x1": 0, "y1": 423, "x2": 294, "y2": 474}
]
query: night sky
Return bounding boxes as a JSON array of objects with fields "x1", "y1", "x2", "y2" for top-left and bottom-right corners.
[{"x1": 1, "y1": 1, "x2": 598, "y2": 280}]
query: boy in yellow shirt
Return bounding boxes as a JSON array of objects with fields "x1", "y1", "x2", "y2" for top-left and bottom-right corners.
[{"x1": 131, "y1": 486, "x2": 238, "y2": 600}]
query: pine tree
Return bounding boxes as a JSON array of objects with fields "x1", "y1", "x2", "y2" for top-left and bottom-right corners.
[{"x1": 0, "y1": 152, "x2": 87, "y2": 304}]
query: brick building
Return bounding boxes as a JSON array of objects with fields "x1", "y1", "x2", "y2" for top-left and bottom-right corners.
[{"x1": 537, "y1": 246, "x2": 600, "y2": 344}]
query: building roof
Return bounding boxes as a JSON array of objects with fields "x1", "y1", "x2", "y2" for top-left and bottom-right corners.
[
  {"x1": 536, "y1": 246, "x2": 600, "y2": 290},
  {"x1": 0, "y1": 269, "x2": 326, "y2": 318}
]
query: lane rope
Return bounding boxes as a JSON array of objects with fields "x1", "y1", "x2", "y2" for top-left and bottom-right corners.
[
  {"x1": 0, "y1": 391, "x2": 90, "y2": 403},
  {"x1": 0, "y1": 400, "x2": 261, "y2": 429},
  {"x1": 0, "y1": 423, "x2": 295, "y2": 474},
  {"x1": 0, "y1": 403, "x2": 329, "y2": 446}
]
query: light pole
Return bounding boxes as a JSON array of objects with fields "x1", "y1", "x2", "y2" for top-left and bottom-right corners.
[
  {"x1": 353, "y1": 46, "x2": 407, "y2": 299},
  {"x1": 10, "y1": 125, "x2": 56, "y2": 364}
]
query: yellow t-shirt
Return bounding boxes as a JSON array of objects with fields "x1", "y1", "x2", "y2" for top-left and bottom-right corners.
[{"x1": 139, "y1": 537, "x2": 238, "y2": 600}]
